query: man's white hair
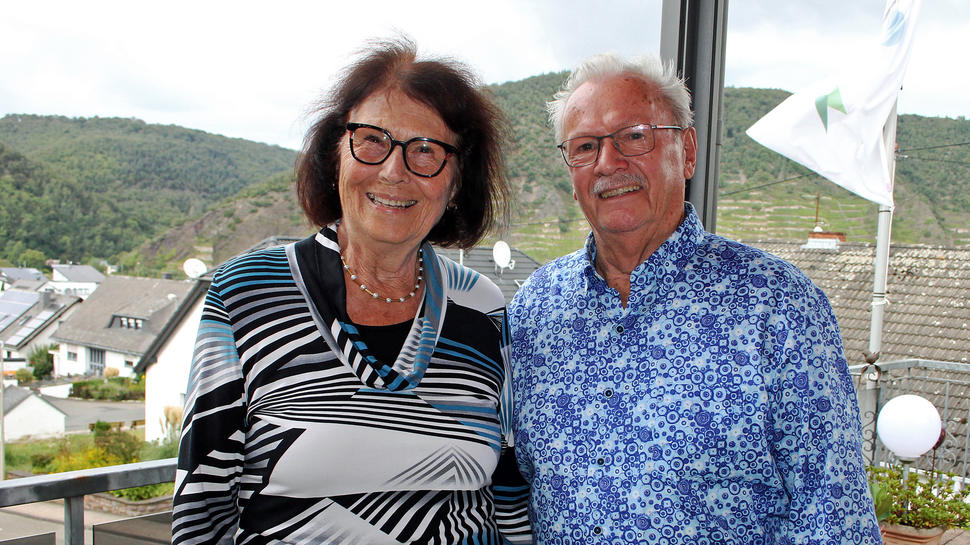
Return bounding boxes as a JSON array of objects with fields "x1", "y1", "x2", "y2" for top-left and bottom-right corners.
[{"x1": 547, "y1": 52, "x2": 694, "y2": 143}]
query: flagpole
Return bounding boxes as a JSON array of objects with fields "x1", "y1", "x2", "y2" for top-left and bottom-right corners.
[
  {"x1": 866, "y1": 102, "x2": 899, "y2": 363},
  {"x1": 867, "y1": 204, "x2": 893, "y2": 362}
]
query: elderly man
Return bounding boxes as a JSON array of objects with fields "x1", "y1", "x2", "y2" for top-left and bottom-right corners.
[{"x1": 509, "y1": 53, "x2": 880, "y2": 544}]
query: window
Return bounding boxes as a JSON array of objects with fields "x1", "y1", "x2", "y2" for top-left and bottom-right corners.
[
  {"x1": 88, "y1": 347, "x2": 105, "y2": 373},
  {"x1": 125, "y1": 360, "x2": 134, "y2": 368},
  {"x1": 114, "y1": 316, "x2": 143, "y2": 329},
  {"x1": 67, "y1": 351, "x2": 77, "y2": 361}
]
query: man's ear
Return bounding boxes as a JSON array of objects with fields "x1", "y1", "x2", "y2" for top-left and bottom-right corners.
[{"x1": 682, "y1": 126, "x2": 698, "y2": 179}]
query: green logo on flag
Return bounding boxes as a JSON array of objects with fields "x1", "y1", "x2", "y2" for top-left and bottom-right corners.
[{"x1": 815, "y1": 88, "x2": 846, "y2": 131}]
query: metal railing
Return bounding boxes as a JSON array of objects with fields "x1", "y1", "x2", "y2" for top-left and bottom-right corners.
[
  {"x1": 0, "y1": 458, "x2": 175, "y2": 545},
  {"x1": 0, "y1": 358, "x2": 966, "y2": 543},
  {"x1": 852, "y1": 359, "x2": 970, "y2": 478}
]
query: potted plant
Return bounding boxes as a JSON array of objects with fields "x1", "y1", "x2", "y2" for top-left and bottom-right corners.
[{"x1": 868, "y1": 465, "x2": 970, "y2": 544}]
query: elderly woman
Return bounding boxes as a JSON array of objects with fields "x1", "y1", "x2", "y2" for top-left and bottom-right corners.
[{"x1": 172, "y1": 39, "x2": 530, "y2": 545}]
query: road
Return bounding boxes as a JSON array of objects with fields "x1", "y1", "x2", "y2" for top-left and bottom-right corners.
[{"x1": 43, "y1": 398, "x2": 145, "y2": 433}]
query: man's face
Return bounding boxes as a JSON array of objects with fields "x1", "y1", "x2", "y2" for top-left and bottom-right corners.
[{"x1": 561, "y1": 74, "x2": 697, "y2": 245}]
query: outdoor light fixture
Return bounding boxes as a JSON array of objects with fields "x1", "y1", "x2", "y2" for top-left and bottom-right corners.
[{"x1": 876, "y1": 394, "x2": 943, "y2": 461}]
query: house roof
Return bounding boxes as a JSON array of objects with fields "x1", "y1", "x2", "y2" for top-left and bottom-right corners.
[
  {"x1": 0, "y1": 268, "x2": 45, "y2": 283},
  {"x1": 50, "y1": 264, "x2": 106, "y2": 283},
  {"x1": 434, "y1": 245, "x2": 542, "y2": 303},
  {"x1": 50, "y1": 276, "x2": 195, "y2": 356},
  {"x1": 0, "y1": 291, "x2": 80, "y2": 349},
  {"x1": 2, "y1": 385, "x2": 65, "y2": 415},
  {"x1": 0, "y1": 289, "x2": 38, "y2": 334},
  {"x1": 749, "y1": 240, "x2": 970, "y2": 365}
]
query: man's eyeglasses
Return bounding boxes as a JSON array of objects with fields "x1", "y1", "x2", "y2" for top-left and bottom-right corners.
[
  {"x1": 346, "y1": 123, "x2": 459, "y2": 178},
  {"x1": 557, "y1": 124, "x2": 683, "y2": 167}
]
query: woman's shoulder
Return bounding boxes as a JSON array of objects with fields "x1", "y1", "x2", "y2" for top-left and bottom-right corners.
[
  {"x1": 212, "y1": 245, "x2": 292, "y2": 286},
  {"x1": 430, "y1": 250, "x2": 505, "y2": 312}
]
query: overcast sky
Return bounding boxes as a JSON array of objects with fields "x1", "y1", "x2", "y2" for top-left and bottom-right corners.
[{"x1": 2, "y1": 0, "x2": 965, "y2": 151}]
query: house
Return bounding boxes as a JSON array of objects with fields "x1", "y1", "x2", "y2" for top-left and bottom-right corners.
[
  {"x1": 44, "y1": 264, "x2": 106, "y2": 300},
  {"x1": 49, "y1": 276, "x2": 195, "y2": 379},
  {"x1": 0, "y1": 288, "x2": 81, "y2": 369},
  {"x1": 0, "y1": 267, "x2": 45, "y2": 292},
  {"x1": 3, "y1": 385, "x2": 67, "y2": 440},
  {"x1": 135, "y1": 277, "x2": 211, "y2": 442},
  {"x1": 750, "y1": 240, "x2": 970, "y2": 365}
]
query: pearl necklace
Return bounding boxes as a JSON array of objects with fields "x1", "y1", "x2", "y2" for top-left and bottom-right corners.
[{"x1": 340, "y1": 249, "x2": 423, "y2": 303}]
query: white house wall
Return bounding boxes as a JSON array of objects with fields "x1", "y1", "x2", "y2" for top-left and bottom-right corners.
[
  {"x1": 54, "y1": 342, "x2": 87, "y2": 376},
  {"x1": 5, "y1": 396, "x2": 65, "y2": 440},
  {"x1": 145, "y1": 294, "x2": 204, "y2": 442},
  {"x1": 104, "y1": 350, "x2": 136, "y2": 378},
  {"x1": 46, "y1": 281, "x2": 99, "y2": 300},
  {"x1": 53, "y1": 342, "x2": 136, "y2": 378}
]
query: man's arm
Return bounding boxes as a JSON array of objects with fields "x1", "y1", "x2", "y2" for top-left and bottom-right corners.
[{"x1": 768, "y1": 285, "x2": 882, "y2": 544}]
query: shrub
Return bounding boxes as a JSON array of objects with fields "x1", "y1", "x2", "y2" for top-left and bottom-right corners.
[
  {"x1": 27, "y1": 344, "x2": 54, "y2": 380},
  {"x1": 869, "y1": 465, "x2": 970, "y2": 530},
  {"x1": 15, "y1": 368, "x2": 33, "y2": 384},
  {"x1": 70, "y1": 377, "x2": 144, "y2": 401},
  {"x1": 104, "y1": 367, "x2": 120, "y2": 378},
  {"x1": 111, "y1": 482, "x2": 174, "y2": 501},
  {"x1": 29, "y1": 453, "x2": 54, "y2": 473},
  {"x1": 93, "y1": 422, "x2": 142, "y2": 464}
]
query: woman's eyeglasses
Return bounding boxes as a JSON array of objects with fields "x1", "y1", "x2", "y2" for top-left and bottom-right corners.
[{"x1": 346, "y1": 123, "x2": 459, "y2": 178}]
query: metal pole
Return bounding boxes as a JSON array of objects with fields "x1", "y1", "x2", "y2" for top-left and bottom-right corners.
[
  {"x1": 660, "y1": 0, "x2": 729, "y2": 231},
  {"x1": 0, "y1": 340, "x2": 5, "y2": 481},
  {"x1": 64, "y1": 496, "x2": 84, "y2": 545},
  {"x1": 866, "y1": 102, "x2": 898, "y2": 362},
  {"x1": 868, "y1": 204, "x2": 893, "y2": 359}
]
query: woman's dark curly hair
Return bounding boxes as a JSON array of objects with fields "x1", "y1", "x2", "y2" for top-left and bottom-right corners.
[{"x1": 295, "y1": 37, "x2": 509, "y2": 249}]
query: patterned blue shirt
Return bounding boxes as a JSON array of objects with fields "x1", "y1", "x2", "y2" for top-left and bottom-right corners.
[{"x1": 509, "y1": 204, "x2": 880, "y2": 545}]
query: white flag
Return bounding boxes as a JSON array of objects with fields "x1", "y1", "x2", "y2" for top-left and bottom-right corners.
[{"x1": 746, "y1": 0, "x2": 921, "y2": 207}]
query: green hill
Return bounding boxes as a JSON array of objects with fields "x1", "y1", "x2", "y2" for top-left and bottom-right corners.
[
  {"x1": 2, "y1": 77, "x2": 968, "y2": 274},
  {"x1": 0, "y1": 114, "x2": 296, "y2": 264}
]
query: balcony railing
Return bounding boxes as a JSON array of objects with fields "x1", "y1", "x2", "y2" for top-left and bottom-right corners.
[
  {"x1": 0, "y1": 359, "x2": 966, "y2": 544},
  {"x1": 0, "y1": 458, "x2": 175, "y2": 544}
]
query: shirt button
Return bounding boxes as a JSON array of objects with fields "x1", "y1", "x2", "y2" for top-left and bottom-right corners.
[
  {"x1": 615, "y1": 325, "x2": 624, "y2": 334},
  {"x1": 604, "y1": 389, "x2": 614, "y2": 398},
  {"x1": 596, "y1": 457, "x2": 605, "y2": 466},
  {"x1": 593, "y1": 526, "x2": 603, "y2": 535}
]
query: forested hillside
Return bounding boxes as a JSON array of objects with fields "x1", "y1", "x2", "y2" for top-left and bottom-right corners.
[
  {"x1": 2, "y1": 76, "x2": 968, "y2": 274},
  {"x1": 0, "y1": 114, "x2": 295, "y2": 264}
]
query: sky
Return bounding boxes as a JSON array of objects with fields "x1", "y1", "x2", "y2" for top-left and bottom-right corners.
[{"x1": 2, "y1": 0, "x2": 966, "y2": 151}]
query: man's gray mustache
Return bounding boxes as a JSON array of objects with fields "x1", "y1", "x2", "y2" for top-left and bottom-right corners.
[{"x1": 590, "y1": 173, "x2": 645, "y2": 195}]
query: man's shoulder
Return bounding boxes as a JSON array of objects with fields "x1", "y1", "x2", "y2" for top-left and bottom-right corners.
[
  {"x1": 700, "y1": 234, "x2": 818, "y2": 291},
  {"x1": 522, "y1": 248, "x2": 585, "y2": 288},
  {"x1": 510, "y1": 248, "x2": 585, "y2": 309}
]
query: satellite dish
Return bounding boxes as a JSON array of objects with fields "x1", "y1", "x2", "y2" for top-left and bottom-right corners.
[
  {"x1": 493, "y1": 241, "x2": 511, "y2": 269},
  {"x1": 182, "y1": 258, "x2": 207, "y2": 278}
]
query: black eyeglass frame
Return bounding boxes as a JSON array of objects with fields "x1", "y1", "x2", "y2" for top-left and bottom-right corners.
[
  {"x1": 557, "y1": 123, "x2": 684, "y2": 167},
  {"x1": 346, "y1": 122, "x2": 460, "y2": 178}
]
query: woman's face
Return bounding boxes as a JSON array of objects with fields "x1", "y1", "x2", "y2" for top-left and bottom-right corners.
[{"x1": 337, "y1": 88, "x2": 458, "y2": 252}]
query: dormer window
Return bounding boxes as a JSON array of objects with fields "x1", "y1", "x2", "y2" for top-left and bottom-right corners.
[{"x1": 113, "y1": 315, "x2": 143, "y2": 329}]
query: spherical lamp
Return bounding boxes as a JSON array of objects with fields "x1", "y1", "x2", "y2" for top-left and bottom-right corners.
[{"x1": 876, "y1": 394, "x2": 942, "y2": 461}]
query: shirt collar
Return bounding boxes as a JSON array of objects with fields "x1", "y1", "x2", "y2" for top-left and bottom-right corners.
[{"x1": 581, "y1": 202, "x2": 704, "y2": 303}]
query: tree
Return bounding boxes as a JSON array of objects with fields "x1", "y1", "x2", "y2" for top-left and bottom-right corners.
[
  {"x1": 28, "y1": 344, "x2": 54, "y2": 380},
  {"x1": 16, "y1": 248, "x2": 46, "y2": 269}
]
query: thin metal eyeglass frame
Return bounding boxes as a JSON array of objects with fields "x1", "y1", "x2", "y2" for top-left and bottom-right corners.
[
  {"x1": 557, "y1": 124, "x2": 684, "y2": 167},
  {"x1": 346, "y1": 122, "x2": 459, "y2": 178}
]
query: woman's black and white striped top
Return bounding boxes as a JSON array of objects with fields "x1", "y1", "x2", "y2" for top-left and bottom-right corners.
[{"x1": 172, "y1": 225, "x2": 531, "y2": 545}]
